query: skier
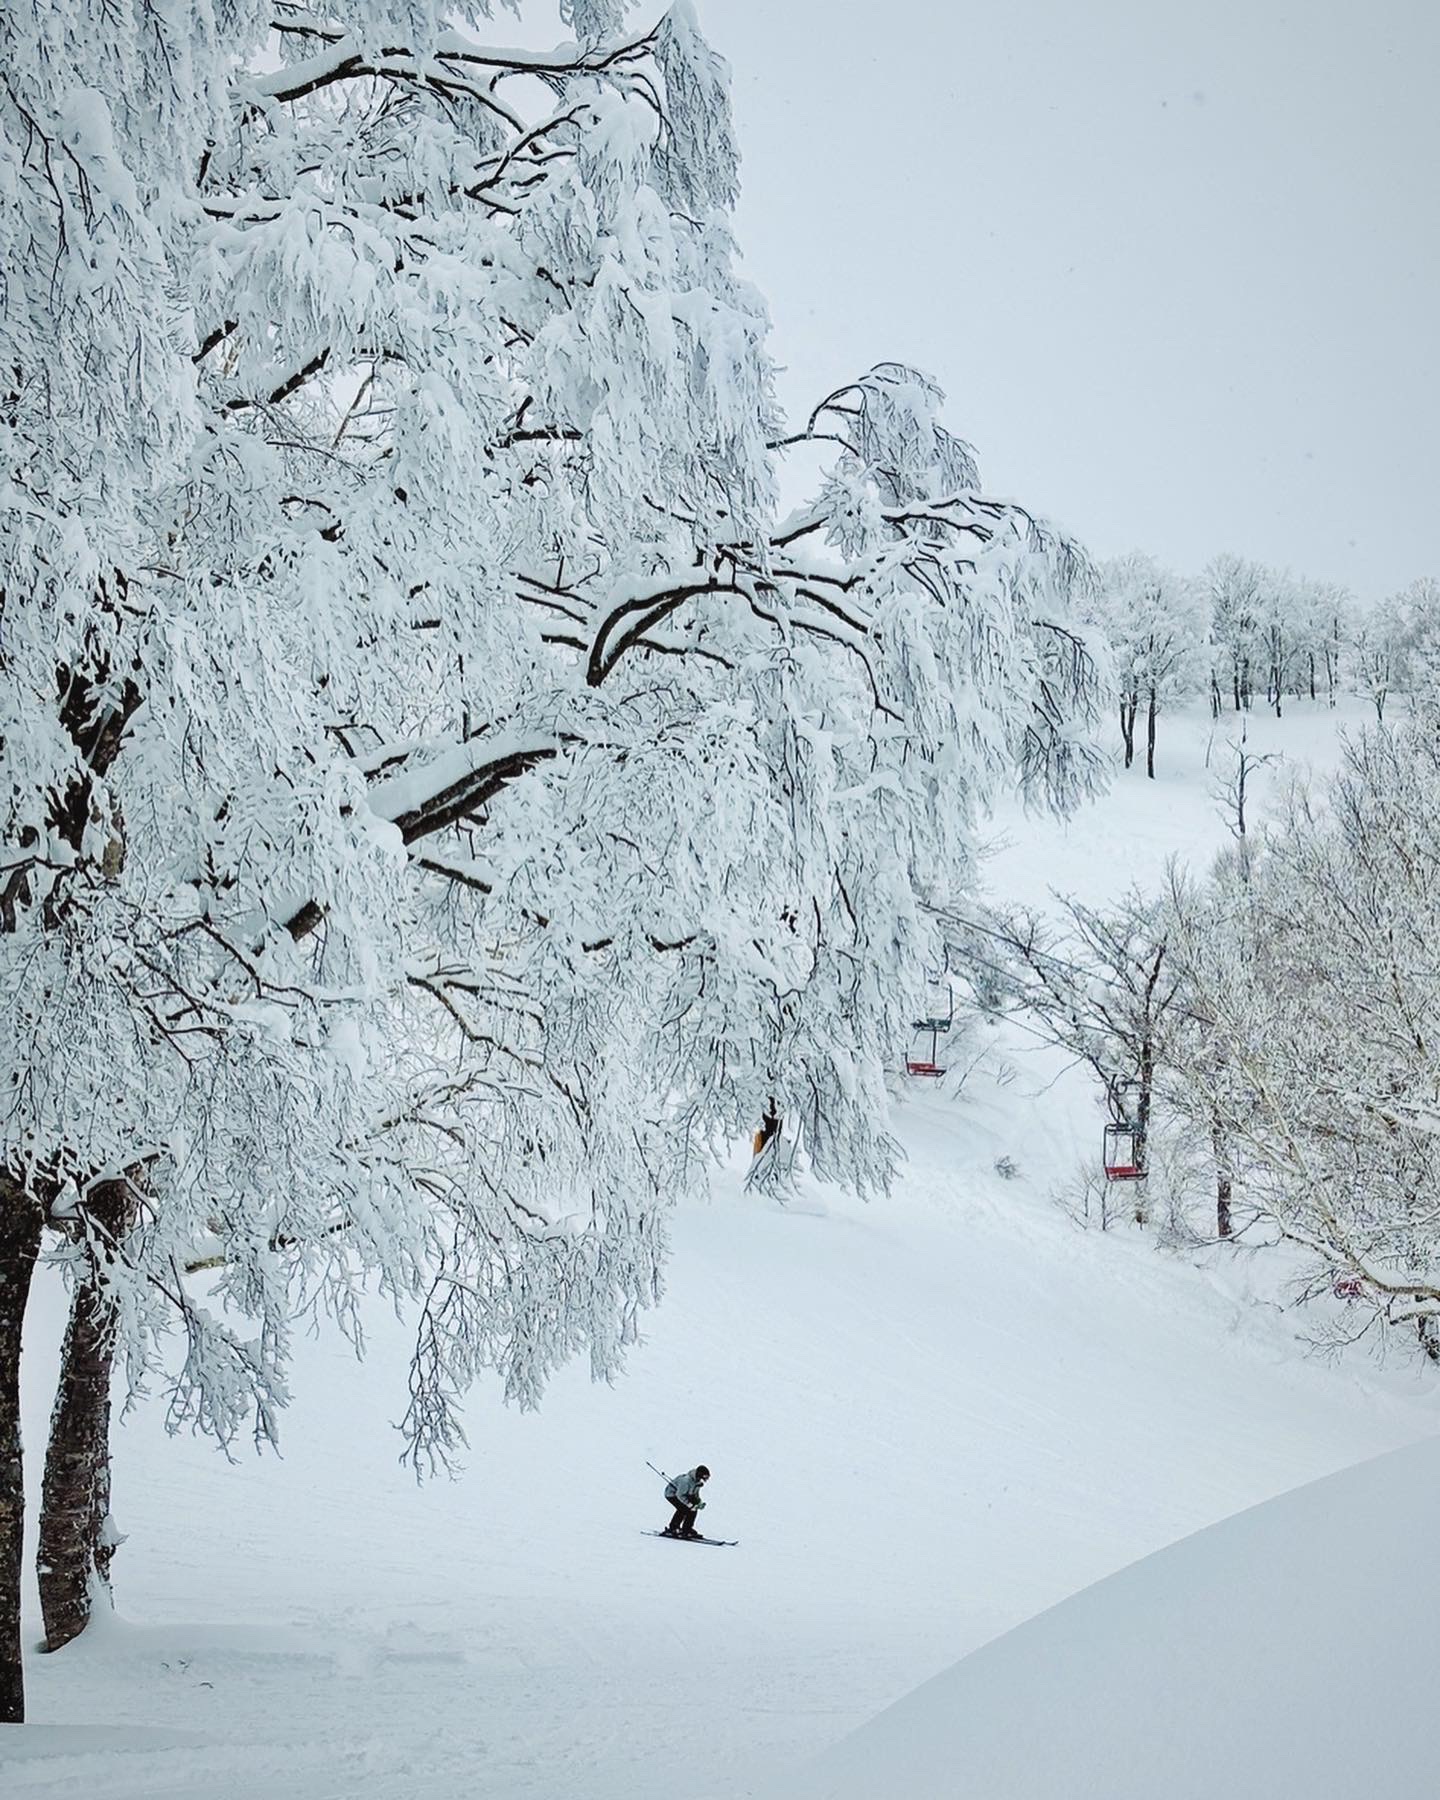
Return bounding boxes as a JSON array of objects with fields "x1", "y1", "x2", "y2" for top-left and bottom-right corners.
[{"x1": 661, "y1": 1464, "x2": 711, "y2": 1538}]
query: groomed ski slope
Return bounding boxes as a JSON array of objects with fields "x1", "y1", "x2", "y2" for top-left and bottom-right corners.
[{"x1": 6, "y1": 700, "x2": 1437, "y2": 1799}]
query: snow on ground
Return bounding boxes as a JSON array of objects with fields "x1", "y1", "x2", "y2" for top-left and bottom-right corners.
[
  {"x1": 5, "y1": 698, "x2": 1434, "y2": 1799},
  {"x1": 984, "y1": 692, "x2": 1366, "y2": 912},
  {"x1": 782, "y1": 1430, "x2": 1440, "y2": 1800}
]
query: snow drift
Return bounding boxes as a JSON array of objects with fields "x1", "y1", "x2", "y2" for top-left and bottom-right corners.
[{"x1": 781, "y1": 1431, "x2": 1440, "y2": 1800}]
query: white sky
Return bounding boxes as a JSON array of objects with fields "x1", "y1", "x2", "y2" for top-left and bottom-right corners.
[
  {"x1": 699, "y1": 0, "x2": 1439, "y2": 599},
  {"x1": 502, "y1": 1, "x2": 1437, "y2": 598}
]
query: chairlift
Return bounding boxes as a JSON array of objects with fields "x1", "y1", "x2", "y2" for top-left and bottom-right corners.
[
  {"x1": 1102, "y1": 1121, "x2": 1145, "y2": 1181},
  {"x1": 905, "y1": 978, "x2": 955, "y2": 1077},
  {"x1": 1102, "y1": 1079, "x2": 1146, "y2": 1182}
]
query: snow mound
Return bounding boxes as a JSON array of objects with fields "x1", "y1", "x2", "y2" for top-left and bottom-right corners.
[{"x1": 781, "y1": 1432, "x2": 1440, "y2": 1800}]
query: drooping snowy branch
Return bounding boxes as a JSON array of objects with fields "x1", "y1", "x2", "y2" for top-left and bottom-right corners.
[{"x1": 2, "y1": 0, "x2": 1108, "y2": 1508}]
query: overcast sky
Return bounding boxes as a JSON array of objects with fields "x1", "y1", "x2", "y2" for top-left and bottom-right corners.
[{"x1": 699, "y1": 0, "x2": 1438, "y2": 598}]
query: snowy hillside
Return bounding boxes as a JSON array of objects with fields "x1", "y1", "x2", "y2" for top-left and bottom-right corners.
[
  {"x1": 782, "y1": 1431, "x2": 1440, "y2": 1800},
  {"x1": 985, "y1": 690, "x2": 1362, "y2": 910},
  {"x1": 5, "y1": 699, "x2": 1434, "y2": 1799}
]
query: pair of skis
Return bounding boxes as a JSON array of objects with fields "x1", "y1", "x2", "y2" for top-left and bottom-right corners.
[{"x1": 642, "y1": 1529, "x2": 738, "y2": 1548}]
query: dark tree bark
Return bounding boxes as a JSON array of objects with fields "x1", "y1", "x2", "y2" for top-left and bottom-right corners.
[
  {"x1": 1132, "y1": 1036, "x2": 1155, "y2": 1223},
  {"x1": 38, "y1": 1177, "x2": 134, "y2": 1653},
  {"x1": 1120, "y1": 692, "x2": 1137, "y2": 769},
  {"x1": 0, "y1": 1177, "x2": 46, "y2": 1724},
  {"x1": 1145, "y1": 685, "x2": 1157, "y2": 780},
  {"x1": 0, "y1": 609, "x2": 145, "y2": 1719},
  {"x1": 1211, "y1": 1114, "x2": 1234, "y2": 1239}
]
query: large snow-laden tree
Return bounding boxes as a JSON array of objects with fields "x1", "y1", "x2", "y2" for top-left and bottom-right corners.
[{"x1": 0, "y1": 0, "x2": 1106, "y2": 1716}]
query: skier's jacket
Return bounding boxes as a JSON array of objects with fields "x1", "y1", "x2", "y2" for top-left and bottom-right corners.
[{"x1": 665, "y1": 1469, "x2": 704, "y2": 1506}]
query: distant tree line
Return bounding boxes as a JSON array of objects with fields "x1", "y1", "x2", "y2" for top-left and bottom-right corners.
[{"x1": 1091, "y1": 553, "x2": 1440, "y2": 775}]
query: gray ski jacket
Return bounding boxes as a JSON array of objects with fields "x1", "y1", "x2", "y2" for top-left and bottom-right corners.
[{"x1": 665, "y1": 1469, "x2": 705, "y2": 1505}]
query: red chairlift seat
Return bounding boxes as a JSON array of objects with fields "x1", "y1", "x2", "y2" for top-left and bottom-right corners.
[
  {"x1": 1103, "y1": 1121, "x2": 1145, "y2": 1181},
  {"x1": 906, "y1": 1004, "x2": 953, "y2": 1078}
]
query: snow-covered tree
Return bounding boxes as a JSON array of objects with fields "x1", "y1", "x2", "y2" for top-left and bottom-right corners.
[
  {"x1": 1310, "y1": 580, "x2": 1354, "y2": 709},
  {"x1": 1388, "y1": 577, "x2": 1440, "y2": 713},
  {"x1": 1206, "y1": 559, "x2": 1350, "y2": 720},
  {"x1": 1254, "y1": 569, "x2": 1303, "y2": 719},
  {"x1": 1096, "y1": 554, "x2": 1207, "y2": 775},
  {"x1": 965, "y1": 891, "x2": 1184, "y2": 1212},
  {"x1": 1169, "y1": 725, "x2": 1440, "y2": 1346},
  {"x1": 1350, "y1": 586, "x2": 1429, "y2": 721},
  {"x1": 1207, "y1": 737, "x2": 1276, "y2": 881},
  {"x1": 1205, "y1": 553, "x2": 1263, "y2": 715},
  {"x1": 0, "y1": 0, "x2": 1106, "y2": 1717}
]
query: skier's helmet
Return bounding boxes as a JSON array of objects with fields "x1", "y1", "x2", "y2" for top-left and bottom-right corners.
[{"x1": 696, "y1": 1465, "x2": 711, "y2": 1481}]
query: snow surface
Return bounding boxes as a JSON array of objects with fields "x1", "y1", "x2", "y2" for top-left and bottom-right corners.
[
  {"x1": 6, "y1": 700, "x2": 1436, "y2": 1799},
  {"x1": 781, "y1": 1432, "x2": 1440, "y2": 1800}
]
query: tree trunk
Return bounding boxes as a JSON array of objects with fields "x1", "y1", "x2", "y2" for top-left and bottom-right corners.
[
  {"x1": 1210, "y1": 1114, "x2": 1233, "y2": 1239},
  {"x1": 1145, "y1": 686, "x2": 1157, "y2": 780},
  {"x1": 1120, "y1": 694, "x2": 1136, "y2": 769},
  {"x1": 1132, "y1": 1040, "x2": 1154, "y2": 1224},
  {"x1": 1308, "y1": 651, "x2": 1316, "y2": 702},
  {"x1": 0, "y1": 1179, "x2": 45, "y2": 1724},
  {"x1": 37, "y1": 1179, "x2": 132, "y2": 1652}
]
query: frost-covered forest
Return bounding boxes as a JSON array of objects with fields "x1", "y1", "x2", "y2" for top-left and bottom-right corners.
[{"x1": 3, "y1": 1, "x2": 1438, "y2": 1791}]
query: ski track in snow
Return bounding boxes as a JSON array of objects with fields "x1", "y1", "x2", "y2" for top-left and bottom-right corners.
[{"x1": 6, "y1": 701, "x2": 1437, "y2": 1799}]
